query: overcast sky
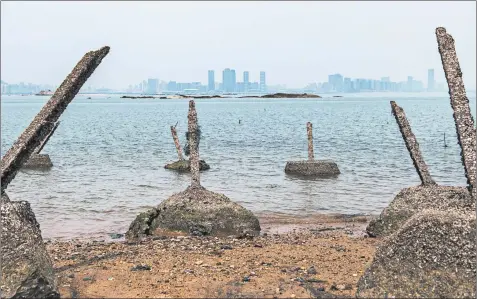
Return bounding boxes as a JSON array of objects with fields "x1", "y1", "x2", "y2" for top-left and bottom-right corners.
[{"x1": 1, "y1": 1, "x2": 476, "y2": 89}]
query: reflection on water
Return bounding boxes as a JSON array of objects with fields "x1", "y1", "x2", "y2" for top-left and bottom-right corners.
[{"x1": 1, "y1": 94, "x2": 475, "y2": 239}]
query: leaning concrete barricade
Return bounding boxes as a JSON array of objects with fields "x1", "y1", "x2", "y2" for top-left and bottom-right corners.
[
  {"x1": 357, "y1": 27, "x2": 476, "y2": 299},
  {"x1": 1, "y1": 46, "x2": 110, "y2": 299}
]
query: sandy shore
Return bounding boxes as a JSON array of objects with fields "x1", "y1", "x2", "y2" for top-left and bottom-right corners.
[{"x1": 46, "y1": 215, "x2": 379, "y2": 298}]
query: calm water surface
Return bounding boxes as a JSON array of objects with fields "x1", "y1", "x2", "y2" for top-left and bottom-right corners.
[{"x1": 1, "y1": 93, "x2": 475, "y2": 239}]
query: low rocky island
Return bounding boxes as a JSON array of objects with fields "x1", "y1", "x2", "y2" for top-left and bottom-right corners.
[{"x1": 243, "y1": 93, "x2": 321, "y2": 99}]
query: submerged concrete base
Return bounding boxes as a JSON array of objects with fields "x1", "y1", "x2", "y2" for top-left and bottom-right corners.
[
  {"x1": 1, "y1": 193, "x2": 60, "y2": 299},
  {"x1": 164, "y1": 159, "x2": 210, "y2": 172},
  {"x1": 285, "y1": 160, "x2": 340, "y2": 177},
  {"x1": 126, "y1": 186, "x2": 261, "y2": 241},
  {"x1": 22, "y1": 154, "x2": 53, "y2": 170},
  {"x1": 357, "y1": 208, "x2": 476, "y2": 298},
  {"x1": 366, "y1": 185, "x2": 473, "y2": 238}
]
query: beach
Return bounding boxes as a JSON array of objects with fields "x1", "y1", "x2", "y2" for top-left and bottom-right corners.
[{"x1": 47, "y1": 215, "x2": 377, "y2": 298}]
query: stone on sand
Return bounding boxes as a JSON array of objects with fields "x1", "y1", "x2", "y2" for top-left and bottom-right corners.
[
  {"x1": 357, "y1": 207, "x2": 476, "y2": 298},
  {"x1": 126, "y1": 185, "x2": 260, "y2": 241},
  {"x1": 0, "y1": 193, "x2": 59, "y2": 298},
  {"x1": 366, "y1": 185, "x2": 474, "y2": 237}
]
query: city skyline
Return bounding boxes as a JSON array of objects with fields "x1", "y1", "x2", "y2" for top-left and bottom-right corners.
[
  {"x1": 1, "y1": 67, "x2": 454, "y2": 95},
  {"x1": 1, "y1": 2, "x2": 475, "y2": 89}
]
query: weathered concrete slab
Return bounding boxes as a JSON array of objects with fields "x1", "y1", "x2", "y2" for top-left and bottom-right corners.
[
  {"x1": 22, "y1": 154, "x2": 54, "y2": 170},
  {"x1": 285, "y1": 160, "x2": 340, "y2": 177},
  {"x1": 127, "y1": 100, "x2": 260, "y2": 241},
  {"x1": 436, "y1": 27, "x2": 476, "y2": 197}
]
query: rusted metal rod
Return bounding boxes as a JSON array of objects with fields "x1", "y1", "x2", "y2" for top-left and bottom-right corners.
[
  {"x1": 170, "y1": 124, "x2": 184, "y2": 161},
  {"x1": 307, "y1": 122, "x2": 314, "y2": 161},
  {"x1": 188, "y1": 100, "x2": 200, "y2": 188},
  {"x1": 436, "y1": 27, "x2": 476, "y2": 197},
  {"x1": 390, "y1": 101, "x2": 436, "y2": 186},
  {"x1": 1, "y1": 46, "x2": 110, "y2": 192},
  {"x1": 34, "y1": 121, "x2": 61, "y2": 154}
]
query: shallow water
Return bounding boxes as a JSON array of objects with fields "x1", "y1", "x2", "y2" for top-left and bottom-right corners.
[{"x1": 1, "y1": 92, "x2": 475, "y2": 239}]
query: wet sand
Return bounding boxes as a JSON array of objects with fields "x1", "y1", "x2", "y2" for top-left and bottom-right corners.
[{"x1": 46, "y1": 215, "x2": 379, "y2": 298}]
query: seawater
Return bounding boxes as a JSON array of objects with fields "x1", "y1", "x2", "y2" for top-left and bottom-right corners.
[{"x1": 1, "y1": 92, "x2": 475, "y2": 239}]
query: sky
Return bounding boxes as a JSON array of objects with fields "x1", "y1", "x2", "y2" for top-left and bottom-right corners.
[{"x1": 1, "y1": 1, "x2": 476, "y2": 89}]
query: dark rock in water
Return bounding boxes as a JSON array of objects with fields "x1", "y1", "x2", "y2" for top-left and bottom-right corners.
[
  {"x1": 366, "y1": 185, "x2": 473, "y2": 237},
  {"x1": 164, "y1": 159, "x2": 210, "y2": 172},
  {"x1": 0, "y1": 193, "x2": 60, "y2": 299},
  {"x1": 21, "y1": 154, "x2": 53, "y2": 170},
  {"x1": 126, "y1": 185, "x2": 260, "y2": 241},
  {"x1": 357, "y1": 208, "x2": 476, "y2": 298},
  {"x1": 285, "y1": 160, "x2": 340, "y2": 177}
]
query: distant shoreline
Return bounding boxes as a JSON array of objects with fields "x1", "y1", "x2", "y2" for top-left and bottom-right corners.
[{"x1": 120, "y1": 93, "x2": 322, "y2": 100}]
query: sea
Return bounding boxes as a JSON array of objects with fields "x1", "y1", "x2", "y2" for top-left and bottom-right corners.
[{"x1": 1, "y1": 92, "x2": 476, "y2": 240}]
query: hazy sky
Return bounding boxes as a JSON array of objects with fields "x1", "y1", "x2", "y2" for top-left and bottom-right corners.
[{"x1": 1, "y1": 1, "x2": 476, "y2": 89}]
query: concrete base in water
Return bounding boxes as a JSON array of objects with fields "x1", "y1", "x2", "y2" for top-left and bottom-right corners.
[
  {"x1": 284, "y1": 160, "x2": 340, "y2": 177},
  {"x1": 22, "y1": 154, "x2": 53, "y2": 170},
  {"x1": 164, "y1": 159, "x2": 210, "y2": 172}
]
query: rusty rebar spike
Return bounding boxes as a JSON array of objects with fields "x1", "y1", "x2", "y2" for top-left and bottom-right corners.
[
  {"x1": 170, "y1": 125, "x2": 184, "y2": 161},
  {"x1": 35, "y1": 121, "x2": 61, "y2": 154},
  {"x1": 1, "y1": 46, "x2": 110, "y2": 191},
  {"x1": 188, "y1": 100, "x2": 200, "y2": 188},
  {"x1": 307, "y1": 122, "x2": 314, "y2": 161},
  {"x1": 436, "y1": 27, "x2": 476, "y2": 197},
  {"x1": 390, "y1": 101, "x2": 436, "y2": 186}
]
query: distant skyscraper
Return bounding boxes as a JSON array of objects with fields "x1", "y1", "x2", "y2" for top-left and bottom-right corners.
[
  {"x1": 208, "y1": 70, "x2": 215, "y2": 91},
  {"x1": 222, "y1": 68, "x2": 236, "y2": 92},
  {"x1": 407, "y1": 76, "x2": 413, "y2": 92},
  {"x1": 328, "y1": 74, "x2": 344, "y2": 92},
  {"x1": 259, "y1": 71, "x2": 266, "y2": 92},
  {"x1": 427, "y1": 69, "x2": 435, "y2": 91},
  {"x1": 243, "y1": 71, "x2": 250, "y2": 92},
  {"x1": 146, "y1": 78, "x2": 159, "y2": 94}
]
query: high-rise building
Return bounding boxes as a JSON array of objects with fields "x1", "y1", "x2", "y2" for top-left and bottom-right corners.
[
  {"x1": 146, "y1": 78, "x2": 159, "y2": 94},
  {"x1": 208, "y1": 70, "x2": 215, "y2": 91},
  {"x1": 243, "y1": 71, "x2": 250, "y2": 92},
  {"x1": 407, "y1": 76, "x2": 413, "y2": 92},
  {"x1": 328, "y1": 74, "x2": 344, "y2": 92},
  {"x1": 343, "y1": 77, "x2": 352, "y2": 92},
  {"x1": 222, "y1": 68, "x2": 236, "y2": 92},
  {"x1": 427, "y1": 69, "x2": 435, "y2": 91},
  {"x1": 259, "y1": 71, "x2": 266, "y2": 92}
]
